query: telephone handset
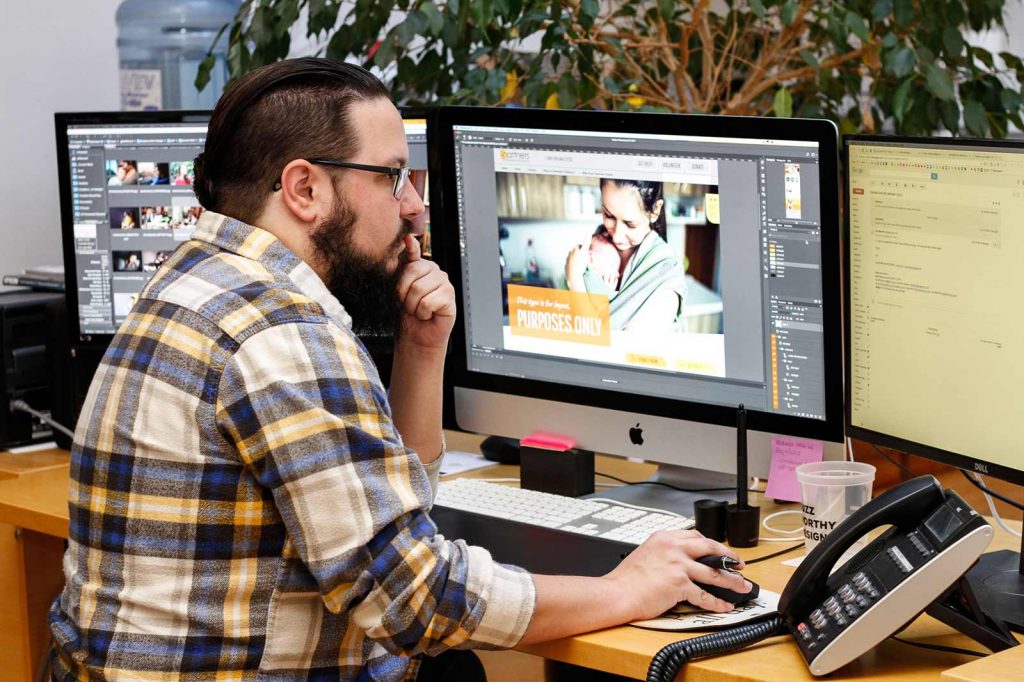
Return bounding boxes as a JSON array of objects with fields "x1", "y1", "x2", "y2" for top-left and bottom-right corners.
[
  {"x1": 647, "y1": 476, "x2": 1018, "y2": 681},
  {"x1": 777, "y1": 474, "x2": 1015, "y2": 674}
]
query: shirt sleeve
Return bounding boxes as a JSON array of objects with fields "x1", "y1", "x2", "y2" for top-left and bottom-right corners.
[
  {"x1": 214, "y1": 320, "x2": 535, "y2": 655},
  {"x1": 422, "y1": 446, "x2": 444, "y2": 500}
]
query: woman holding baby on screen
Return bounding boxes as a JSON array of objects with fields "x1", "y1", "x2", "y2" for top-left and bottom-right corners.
[{"x1": 564, "y1": 178, "x2": 687, "y2": 331}]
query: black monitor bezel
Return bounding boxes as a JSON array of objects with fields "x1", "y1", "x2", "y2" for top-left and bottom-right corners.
[
  {"x1": 435, "y1": 105, "x2": 844, "y2": 442},
  {"x1": 843, "y1": 134, "x2": 1024, "y2": 485},
  {"x1": 55, "y1": 110, "x2": 213, "y2": 348},
  {"x1": 55, "y1": 107, "x2": 442, "y2": 352}
]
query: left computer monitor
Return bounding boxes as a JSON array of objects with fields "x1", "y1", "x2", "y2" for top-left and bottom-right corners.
[
  {"x1": 56, "y1": 111, "x2": 211, "y2": 343},
  {"x1": 56, "y1": 108, "x2": 436, "y2": 346}
]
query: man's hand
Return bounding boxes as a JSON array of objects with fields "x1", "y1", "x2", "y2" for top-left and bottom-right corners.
[
  {"x1": 604, "y1": 530, "x2": 752, "y2": 620},
  {"x1": 396, "y1": 234, "x2": 456, "y2": 350}
]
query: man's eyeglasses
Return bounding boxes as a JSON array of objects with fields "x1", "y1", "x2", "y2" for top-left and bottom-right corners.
[{"x1": 308, "y1": 159, "x2": 411, "y2": 199}]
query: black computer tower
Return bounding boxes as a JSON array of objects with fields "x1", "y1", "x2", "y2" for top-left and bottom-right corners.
[{"x1": 0, "y1": 291, "x2": 64, "y2": 448}]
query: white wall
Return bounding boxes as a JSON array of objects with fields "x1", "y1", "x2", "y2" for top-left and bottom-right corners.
[{"x1": 0, "y1": 1, "x2": 122, "y2": 287}]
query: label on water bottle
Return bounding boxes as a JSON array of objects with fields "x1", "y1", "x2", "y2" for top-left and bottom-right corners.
[{"x1": 120, "y1": 69, "x2": 162, "y2": 111}]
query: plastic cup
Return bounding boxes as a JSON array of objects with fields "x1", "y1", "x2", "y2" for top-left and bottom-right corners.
[{"x1": 796, "y1": 461, "x2": 876, "y2": 554}]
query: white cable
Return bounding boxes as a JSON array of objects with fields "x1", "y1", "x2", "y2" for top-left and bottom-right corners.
[
  {"x1": 974, "y1": 473, "x2": 1022, "y2": 539},
  {"x1": 749, "y1": 476, "x2": 762, "y2": 492},
  {"x1": 846, "y1": 436, "x2": 855, "y2": 462},
  {"x1": 8, "y1": 400, "x2": 75, "y2": 439},
  {"x1": 762, "y1": 509, "x2": 803, "y2": 535},
  {"x1": 760, "y1": 508, "x2": 805, "y2": 542}
]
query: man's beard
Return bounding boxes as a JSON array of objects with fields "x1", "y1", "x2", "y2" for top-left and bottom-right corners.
[{"x1": 311, "y1": 197, "x2": 408, "y2": 338}]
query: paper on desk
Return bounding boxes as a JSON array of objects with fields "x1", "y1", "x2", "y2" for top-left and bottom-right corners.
[
  {"x1": 629, "y1": 589, "x2": 781, "y2": 631},
  {"x1": 438, "y1": 450, "x2": 498, "y2": 477},
  {"x1": 764, "y1": 436, "x2": 824, "y2": 502}
]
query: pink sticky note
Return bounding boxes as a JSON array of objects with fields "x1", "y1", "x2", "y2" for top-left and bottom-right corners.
[{"x1": 764, "y1": 436, "x2": 824, "y2": 502}]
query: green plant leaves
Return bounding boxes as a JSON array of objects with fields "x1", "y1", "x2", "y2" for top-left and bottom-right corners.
[
  {"x1": 892, "y1": 77, "x2": 914, "y2": 122},
  {"x1": 894, "y1": 0, "x2": 915, "y2": 24},
  {"x1": 781, "y1": 0, "x2": 797, "y2": 26},
  {"x1": 216, "y1": 0, "x2": 1019, "y2": 139},
  {"x1": 923, "y1": 63, "x2": 956, "y2": 101},
  {"x1": 471, "y1": 0, "x2": 494, "y2": 28},
  {"x1": 845, "y1": 11, "x2": 869, "y2": 41},
  {"x1": 886, "y1": 46, "x2": 916, "y2": 78},
  {"x1": 420, "y1": 4, "x2": 445, "y2": 36},
  {"x1": 963, "y1": 100, "x2": 989, "y2": 136},
  {"x1": 580, "y1": 0, "x2": 599, "y2": 29},
  {"x1": 942, "y1": 26, "x2": 964, "y2": 58},
  {"x1": 774, "y1": 87, "x2": 793, "y2": 118},
  {"x1": 195, "y1": 55, "x2": 216, "y2": 92},
  {"x1": 871, "y1": 0, "x2": 893, "y2": 21}
]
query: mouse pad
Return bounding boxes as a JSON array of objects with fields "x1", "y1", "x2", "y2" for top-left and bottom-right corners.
[{"x1": 629, "y1": 589, "x2": 781, "y2": 631}]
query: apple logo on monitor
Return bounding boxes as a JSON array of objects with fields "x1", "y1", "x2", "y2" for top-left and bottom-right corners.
[{"x1": 629, "y1": 423, "x2": 644, "y2": 446}]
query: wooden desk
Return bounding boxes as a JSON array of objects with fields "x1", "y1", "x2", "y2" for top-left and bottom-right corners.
[
  {"x1": 0, "y1": 447, "x2": 70, "y2": 682},
  {"x1": 0, "y1": 436, "x2": 1020, "y2": 682}
]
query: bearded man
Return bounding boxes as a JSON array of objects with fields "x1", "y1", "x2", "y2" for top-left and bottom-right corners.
[{"x1": 49, "y1": 58, "x2": 750, "y2": 682}]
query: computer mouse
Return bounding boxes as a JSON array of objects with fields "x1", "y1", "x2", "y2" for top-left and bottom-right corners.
[{"x1": 693, "y1": 575, "x2": 760, "y2": 605}]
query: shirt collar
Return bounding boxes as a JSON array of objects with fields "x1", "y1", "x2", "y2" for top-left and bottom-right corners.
[{"x1": 191, "y1": 211, "x2": 353, "y2": 328}]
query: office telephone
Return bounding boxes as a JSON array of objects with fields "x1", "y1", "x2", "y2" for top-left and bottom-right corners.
[{"x1": 647, "y1": 475, "x2": 1018, "y2": 681}]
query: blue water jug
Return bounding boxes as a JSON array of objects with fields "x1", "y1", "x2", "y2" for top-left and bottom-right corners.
[{"x1": 116, "y1": 0, "x2": 240, "y2": 110}]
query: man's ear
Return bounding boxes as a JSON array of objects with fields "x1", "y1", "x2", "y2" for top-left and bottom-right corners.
[{"x1": 278, "y1": 159, "x2": 331, "y2": 224}]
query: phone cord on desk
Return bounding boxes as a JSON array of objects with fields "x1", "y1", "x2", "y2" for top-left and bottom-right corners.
[{"x1": 646, "y1": 615, "x2": 787, "y2": 682}]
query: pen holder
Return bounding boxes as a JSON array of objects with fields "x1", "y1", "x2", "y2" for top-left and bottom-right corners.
[
  {"x1": 520, "y1": 443, "x2": 595, "y2": 498},
  {"x1": 726, "y1": 503, "x2": 760, "y2": 548}
]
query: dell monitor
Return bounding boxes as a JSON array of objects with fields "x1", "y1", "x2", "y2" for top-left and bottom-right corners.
[
  {"x1": 436, "y1": 106, "x2": 845, "y2": 495},
  {"x1": 845, "y1": 135, "x2": 1024, "y2": 631}
]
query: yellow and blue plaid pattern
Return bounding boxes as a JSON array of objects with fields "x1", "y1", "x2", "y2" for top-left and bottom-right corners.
[{"x1": 49, "y1": 212, "x2": 535, "y2": 681}]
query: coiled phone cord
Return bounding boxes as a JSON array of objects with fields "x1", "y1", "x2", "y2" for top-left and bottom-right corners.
[{"x1": 646, "y1": 615, "x2": 788, "y2": 682}]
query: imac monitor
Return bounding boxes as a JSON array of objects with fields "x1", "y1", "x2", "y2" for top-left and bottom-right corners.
[
  {"x1": 56, "y1": 108, "x2": 436, "y2": 348},
  {"x1": 436, "y1": 106, "x2": 845, "y2": 486},
  {"x1": 845, "y1": 135, "x2": 1024, "y2": 630}
]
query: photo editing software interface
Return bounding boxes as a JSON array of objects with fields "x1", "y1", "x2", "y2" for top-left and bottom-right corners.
[
  {"x1": 848, "y1": 139, "x2": 1024, "y2": 476},
  {"x1": 452, "y1": 124, "x2": 829, "y2": 420},
  {"x1": 65, "y1": 121, "x2": 207, "y2": 335},
  {"x1": 65, "y1": 117, "x2": 431, "y2": 336}
]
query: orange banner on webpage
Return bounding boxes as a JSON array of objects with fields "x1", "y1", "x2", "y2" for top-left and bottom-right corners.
[{"x1": 508, "y1": 284, "x2": 611, "y2": 346}]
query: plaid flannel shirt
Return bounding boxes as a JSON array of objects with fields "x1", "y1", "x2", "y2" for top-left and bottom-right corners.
[{"x1": 50, "y1": 212, "x2": 535, "y2": 681}]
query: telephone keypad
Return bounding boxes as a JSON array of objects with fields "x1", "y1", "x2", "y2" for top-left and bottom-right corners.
[
  {"x1": 809, "y1": 609, "x2": 827, "y2": 629},
  {"x1": 838, "y1": 584, "x2": 856, "y2": 603},
  {"x1": 908, "y1": 531, "x2": 933, "y2": 557}
]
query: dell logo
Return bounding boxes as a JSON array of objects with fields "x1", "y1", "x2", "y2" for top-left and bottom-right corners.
[
  {"x1": 628, "y1": 423, "x2": 644, "y2": 446},
  {"x1": 974, "y1": 463, "x2": 989, "y2": 474}
]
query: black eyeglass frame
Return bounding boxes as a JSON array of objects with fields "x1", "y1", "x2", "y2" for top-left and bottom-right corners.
[{"x1": 305, "y1": 159, "x2": 411, "y2": 198}]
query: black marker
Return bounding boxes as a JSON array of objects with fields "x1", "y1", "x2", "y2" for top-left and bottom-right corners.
[{"x1": 696, "y1": 554, "x2": 742, "y2": 571}]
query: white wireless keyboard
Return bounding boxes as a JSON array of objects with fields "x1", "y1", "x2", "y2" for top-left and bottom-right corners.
[{"x1": 434, "y1": 478, "x2": 694, "y2": 545}]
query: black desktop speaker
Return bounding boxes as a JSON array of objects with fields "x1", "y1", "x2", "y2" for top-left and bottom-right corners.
[{"x1": 0, "y1": 291, "x2": 64, "y2": 448}]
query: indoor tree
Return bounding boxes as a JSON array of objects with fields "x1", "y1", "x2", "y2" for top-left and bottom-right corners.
[{"x1": 201, "y1": 0, "x2": 1024, "y2": 137}]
